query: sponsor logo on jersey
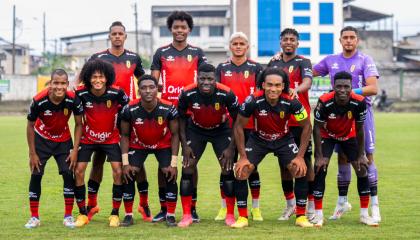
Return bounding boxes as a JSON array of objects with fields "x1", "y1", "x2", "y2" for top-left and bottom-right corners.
[
  {"x1": 158, "y1": 116, "x2": 163, "y2": 125},
  {"x1": 126, "y1": 60, "x2": 131, "y2": 69},
  {"x1": 328, "y1": 113, "x2": 336, "y2": 119},
  {"x1": 106, "y1": 100, "x2": 112, "y2": 108},
  {"x1": 135, "y1": 118, "x2": 143, "y2": 125},
  {"x1": 192, "y1": 103, "x2": 200, "y2": 109},
  {"x1": 187, "y1": 54, "x2": 192, "y2": 62},
  {"x1": 166, "y1": 55, "x2": 175, "y2": 62},
  {"x1": 348, "y1": 111, "x2": 352, "y2": 119},
  {"x1": 244, "y1": 70, "x2": 249, "y2": 78},
  {"x1": 259, "y1": 109, "x2": 268, "y2": 116},
  {"x1": 280, "y1": 111, "x2": 285, "y2": 119},
  {"x1": 215, "y1": 102, "x2": 220, "y2": 110},
  {"x1": 332, "y1": 63, "x2": 339, "y2": 69},
  {"x1": 44, "y1": 110, "x2": 52, "y2": 116},
  {"x1": 86, "y1": 102, "x2": 93, "y2": 108},
  {"x1": 350, "y1": 64, "x2": 356, "y2": 72},
  {"x1": 64, "y1": 108, "x2": 69, "y2": 116},
  {"x1": 224, "y1": 70, "x2": 232, "y2": 77},
  {"x1": 288, "y1": 65, "x2": 294, "y2": 73}
]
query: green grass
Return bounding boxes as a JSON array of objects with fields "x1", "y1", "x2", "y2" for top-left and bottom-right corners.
[{"x1": 0, "y1": 113, "x2": 419, "y2": 239}]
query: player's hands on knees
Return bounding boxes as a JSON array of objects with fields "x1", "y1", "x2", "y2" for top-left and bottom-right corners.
[
  {"x1": 314, "y1": 156, "x2": 329, "y2": 174},
  {"x1": 66, "y1": 149, "x2": 78, "y2": 171},
  {"x1": 164, "y1": 166, "x2": 178, "y2": 182},
  {"x1": 289, "y1": 156, "x2": 307, "y2": 178},
  {"x1": 219, "y1": 147, "x2": 235, "y2": 171},
  {"x1": 122, "y1": 165, "x2": 136, "y2": 183},
  {"x1": 234, "y1": 157, "x2": 254, "y2": 180},
  {"x1": 356, "y1": 154, "x2": 369, "y2": 172},
  {"x1": 29, "y1": 152, "x2": 42, "y2": 173},
  {"x1": 182, "y1": 146, "x2": 196, "y2": 168}
]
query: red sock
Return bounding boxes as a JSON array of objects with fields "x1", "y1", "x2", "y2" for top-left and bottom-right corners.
[
  {"x1": 124, "y1": 200, "x2": 133, "y2": 215},
  {"x1": 181, "y1": 196, "x2": 192, "y2": 215},
  {"x1": 167, "y1": 201, "x2": 176, "y2": 215},
  {"x1": 113, "y1": 199, "x2": 122, "y2": 210},
  {"x1": 308, "y1": 194, "x2": 314, "y2": 201},
  {"x1": 284, "y1": 191, "x2": 295, "y2": 200},
  {"x1": 296, "y1": 205, "x2": 306, "y2": 216},
  {"x1": 88, "y1": 193, "x2": 97, "y2": 208},
  {"x1": 251, "y1": 188, "x2": 260, "y2": 200},
  {"x1": 64, "y1": 197, "x2": 74, "y2": 217},
  {"x1": 140, "y1": 193, "x2": 148, "y2": 207},
  {"x1": 314, "y1": 198, "x2": 323, "y2": 210},
  {"x1": 76, "y1": 199, "x2": 86, "y2": 211},
  {"x1": 360, "y1": 195, "x2": 369, "y2": 209},
  {"x1": 226, "y1": 196, "x2": 235, "y2": 215},
  {"x1": 238, "y1": 207, "x2": 248, "y2": 218},
  {"x1": 160, "y1": 201, "x2": 167, "y2": 209},
  {"x1": 30, "y1": 200, "x2": 39, "y2": 218}
]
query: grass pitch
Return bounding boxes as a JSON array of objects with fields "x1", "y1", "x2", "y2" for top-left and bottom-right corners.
[{"x1": 0, "y1": 113, "x2": 419, "y2": 239}]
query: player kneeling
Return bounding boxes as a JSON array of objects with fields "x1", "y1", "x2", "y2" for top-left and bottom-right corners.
[
  {"x1": 311, "y1": 71, "x2": 378, "y2": 227},
  {"x1": 25, "y1": 69, "x2": 83, "y2": 229},
  {"x1": 234, "y1": 67, "x2": 313, "y2": 228},
  {"x1": 119, "y1": 75, "x2": 179, "y2": 227}
]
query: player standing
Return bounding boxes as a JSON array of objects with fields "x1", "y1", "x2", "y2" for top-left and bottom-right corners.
[
  {"x1": 313, "y1": 26, "x2": 380, "y2": 222},
  {"x1": 25, "y1": 69, "x2": 83, "y2": 229},
  {"x1": 73, "y1": 59, "x2": 129, "y2": 227},
  {"x1": 150, "y1": 11, "x2": 207, "y2": 223},
  {"x1": 119, "y1": 75, "x2": 180, "y2": 227},
  {"x1": 311, "y1": 71, "x2": 378, "y2": 227},
  {"x1": 215, "y1": 32, "x2": 264, "y2": 222},
  {"x1": 267, "y1": 28, "x2": 315, "y2": 221},
  {"x1": 233, "y1": 67, "x2": 313, "y2": 228}
]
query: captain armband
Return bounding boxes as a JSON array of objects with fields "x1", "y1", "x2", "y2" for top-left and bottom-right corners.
[{"x1": 294, "y1": 107, "x2": 308, "y2": 121}]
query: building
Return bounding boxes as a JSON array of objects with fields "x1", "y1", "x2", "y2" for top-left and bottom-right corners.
[
  {"x1": 235, "y1": 0, "x2": 343, "y2": 63},
  {"x1": 395, "y1": 33, "x2": 420, "y2": 66},
  {"x1": 60, "y1": 31, "x2": 152, "y2": 72},
  {"x1": 0, "y1": 37, "x2": 31, "y2": 75},
  {"x1": 151, "y1": 5, "x2": 231, "y2": 65}
]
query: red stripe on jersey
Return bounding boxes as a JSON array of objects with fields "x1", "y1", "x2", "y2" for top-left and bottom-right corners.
[{"x1": 112, "y1": 62, "x2": 137, "y2": 100}]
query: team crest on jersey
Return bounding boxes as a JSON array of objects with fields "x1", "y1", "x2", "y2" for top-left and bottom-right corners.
[
  {"x1": 215, "y1": 102, "x2": 220, "y2": 110},
  {"x1": 280, "y1": 111, "x2": 285, "y2": 119},
  {"x1": 158, "y1": 116, "x2": 163, "y2": 125},
  {"x1": 350, "y1": 64, "x2": 355, "y2": 72},
  {"x1": 244, "y1": 70, "x2": 249, "y2": 78},
  {"x1": 126, "y1": 60, "x2": 131, "y2": 69},
  {"x1": 187, "y1": 54, "x2": 192, "y2": 62},
  {"x1": 347, "y1": 111, "x2": 352, "y2": 119},
  {"x1": 64, "y1": 108, "x2": 69, "y2": 116},
  {"x1": 106, "y1": 100, "x2": 112, "y2": 108},
  {"x1": 288, "y1": 66, "x2": 294, "y2": 73}
]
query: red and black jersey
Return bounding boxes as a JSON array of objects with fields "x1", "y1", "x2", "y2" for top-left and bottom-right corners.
[
  {"x1": 89, "y1": 49, "x2": 145, "y2": 100},
  {"x1": 216, "y1": 59, "x2": 263, "y2": 129},
  {"x1": 314, "y1": 92, "x2": 366, "y2": 141},
  {"x1": 121, "y1": 98, "x2": 178, "y2": 149},
  {"x1": 27, "y1": 89, "x2": 83, "y2": 142},
  {"x1": 75, "y1": 85, "x2": 129, "y2": 144},
  {"x1": 240, "y1": 90, "x2": 307, "y2": 141},
  {"x1": 178, "y1": 83, "x2": 239, "y2": 131},
  {"x1": 267, "y1": 55, "x2": 313, "y2": 126},
  {"x1": 151, "y1": 44, "x2": 207, "y2": 105}
]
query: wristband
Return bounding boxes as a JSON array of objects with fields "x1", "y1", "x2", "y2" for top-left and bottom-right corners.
[
  {"x1": 171, "y1": 155, "x2": 178, "y2": 167},
  {"x1": 122, "y1": 153, "x2": 129, "y2": 166},
  {"x1": 353, "y1": 88, "x2": 363, "y2": 95}
]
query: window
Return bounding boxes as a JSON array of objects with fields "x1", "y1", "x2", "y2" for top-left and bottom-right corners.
[
  {"x1": 297, "y1": 47, "x2": 311, "y2": 55},
  {"x1": 190, "y1": 26, "x2": 200, "y2": 37},
  {"x1": 209, "y1": 26, "x2": 224, "y2": 37},
  {"x1": 300, "y1": 32, "x2": 311, "y2": 41},
  {"x1": 293, "y1": 2, "x2": 310, "y2": 11},
  {"x1": 293, "y1": 16, "x2": 310, "y2": 25},
  {"x1": 319, "y1": 33, "x2": 334, "y2": 55},
  {"x1": 159, "y1": 26, "x2": 171, "y2": 37},
  {"x1": 319, "y1": 3, "x2": 334, "y2": 25},
  {"x1": 258, "y1": 0, "x2": 281, "y2": 57}
]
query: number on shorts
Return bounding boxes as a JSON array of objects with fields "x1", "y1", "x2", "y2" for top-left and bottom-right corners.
[{"x1": 288, "y1": 143, "x2": 299, "y2": 154}]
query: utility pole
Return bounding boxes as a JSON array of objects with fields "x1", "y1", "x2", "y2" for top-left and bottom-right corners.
[
  {"x1": 12, "y1": 5, "x2": 16, "y2": 74},
  {"x1": 43, "y1": 12, "x2": 46, "y2": 54},
  {"x1": 134, "y1": 2, "x2": 139, "y2": 54}
]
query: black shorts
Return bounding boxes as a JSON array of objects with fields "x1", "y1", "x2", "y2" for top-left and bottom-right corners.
[
  {"x1": 78, "y1": 143, "x2": 122, "y2": 162},
  {"x1": 129, "y1": 148, "x2": 171, "y2": 169},
  {"x1": 34, "y1": 133, "x2": 73, "y2": 175},
  {"x1": 289, "y1": 126, "x2": 312, "y2": 167},
  {"x1": 322, "y1": 138, "x2": 359, "y2": 162},
  {"x1": 233, "y1": 129, "x2": 252, "y2": 163},
  {"x1": 246, "y1": 133, "x2": 298, "y2": 168},
  {"x1": 186, "y1": 126, "x2": 232, "y2": 162}
]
